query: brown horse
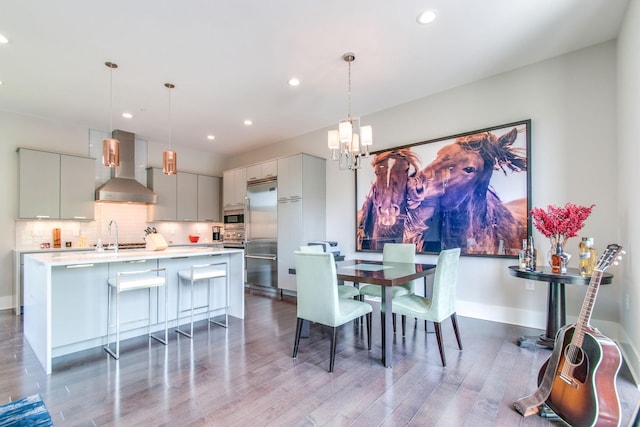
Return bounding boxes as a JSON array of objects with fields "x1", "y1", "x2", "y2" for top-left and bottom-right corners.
[
  {"x1": 358, "y1": 148, "x2": 421, "y2": 251},
  {"x1": 405, "y1": 128, "x2": 527, "y2": 254}
]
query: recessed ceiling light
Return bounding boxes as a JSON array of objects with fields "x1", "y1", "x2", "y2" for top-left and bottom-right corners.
[
  {"x1": 417, "y1": 9, "x2": 437, "y2": 25},
  {"x1": 288, "y1": 78, "x2": 300, "y2": 87},
  {"x1": 243, "y1": 119, "x2": 253, "y2": 126},
  {"x1": 0, "y1": 34, "x2": 8, "y2": 44},
  {"x1": 207, "y1": 135, "x2": 215, "y2": 140},
  {"x1": 122, "y1": 112, "x2": 133, "y2": 119},
  {"x1": 0, "y1": 80, "x2": 3, "y2": 85}
]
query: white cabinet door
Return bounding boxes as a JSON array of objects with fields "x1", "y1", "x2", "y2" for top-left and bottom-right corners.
[
  {"x1": 234, "y1": 168, "x2": 247, "y2": 205},
  {"x1": 177, "y1": 172, "x2": 198, "y2": 221},
  {"x1": 147, "y1": 168, "x2": 177, "y2": 221},
  {"x1": 223, "y1": 168, "x2": 247, "y2": 209},
  {"x1": 246, "y1": 164, "x2": 261, "y2": 182},
  {"x1": 261, "y1": 160, "x2": 277, "y2": 179},
  {"x1": 18, "y1": 149, "x2": 60, "y2": 219},
  {"x1": 197, "y1": 175, "x2": 221, "y2": 222},
  {"x1": 277, "y1": 155, "x2": 302, "y2": 198},
  {"x1": 60, "y1": 155, "x2": 95, "y2": 220},
  {"x1": 51, "y1": 263, "x2": 109, "y2": 347},
  {"x1": 246, "y1": 161, "x2": 277, "y2": 182}
]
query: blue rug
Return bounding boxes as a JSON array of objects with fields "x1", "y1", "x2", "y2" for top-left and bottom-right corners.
[{"x1": 0, "y1": 395, "x2": 53, "y2": 426}]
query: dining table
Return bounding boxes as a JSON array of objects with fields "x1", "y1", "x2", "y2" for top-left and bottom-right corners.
[{"x1": 336, "y1": 259, "x2": 437, "y2": 368}]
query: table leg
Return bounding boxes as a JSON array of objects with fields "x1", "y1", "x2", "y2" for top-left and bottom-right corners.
[
  {"x1": 382, "y1": 286, "x2": 393, "y2": 368},
  {"x1": 517, "y1": 281, "x2": 565, "y2": 349}
]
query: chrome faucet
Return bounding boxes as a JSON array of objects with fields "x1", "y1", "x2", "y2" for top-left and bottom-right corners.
[{"x1": 107, "y1": 220, "x2": 119, "y2": 253}]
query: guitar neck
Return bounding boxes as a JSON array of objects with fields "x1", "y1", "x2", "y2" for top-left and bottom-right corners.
[{"x1": 573, "y1": 270, "x2": 604, "y2": 346}]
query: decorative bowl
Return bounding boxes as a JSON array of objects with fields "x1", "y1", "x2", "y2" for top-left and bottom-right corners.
[{"x1": 188, "y1": 235, "x2": 200, "y2": 243}]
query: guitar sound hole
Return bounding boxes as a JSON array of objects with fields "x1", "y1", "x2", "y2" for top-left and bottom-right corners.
[{"x1": 563, "y1": 344, "x2": 584, "y2": 366}]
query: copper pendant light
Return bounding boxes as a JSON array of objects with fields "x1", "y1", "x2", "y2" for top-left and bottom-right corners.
[
  {"x1": 102, "y1": 61, "x2": 120, "y2": 168},
  {"x1": 163, "y1": 83, "x2": 177, "y2": 175}
]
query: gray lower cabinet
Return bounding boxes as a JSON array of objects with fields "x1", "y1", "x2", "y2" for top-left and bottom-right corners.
[{"x1": 18, "y1": 148, "x2": 95, "y2": 220}]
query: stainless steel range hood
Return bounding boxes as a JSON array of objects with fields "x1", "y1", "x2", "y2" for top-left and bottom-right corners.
[{"x1": 95, "y1": 130, "x2": 157, "y2": 204}]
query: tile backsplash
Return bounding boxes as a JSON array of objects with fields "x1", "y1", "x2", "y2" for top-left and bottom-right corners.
[{"x1": 15, "y1": 203, "x2": 223, "y2": 250}]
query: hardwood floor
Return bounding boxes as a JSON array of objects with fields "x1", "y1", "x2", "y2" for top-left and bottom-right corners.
[{"x1": 1, "y1": 291, "x2": 638, "y2": 426}]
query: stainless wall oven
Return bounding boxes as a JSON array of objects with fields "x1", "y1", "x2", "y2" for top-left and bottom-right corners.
[{"x1": 223, "y1": 208, "x2": 246, "y2": 249}]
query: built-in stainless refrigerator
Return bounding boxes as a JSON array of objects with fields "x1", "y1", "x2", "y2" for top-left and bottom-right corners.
[{"x1": 245, "y1": 178, "x2": 278, "y2": 289}]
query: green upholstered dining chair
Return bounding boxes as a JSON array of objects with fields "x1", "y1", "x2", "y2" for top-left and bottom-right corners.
[
  {"x1": 293, "y1": 250, "x2": 373, "y2": 373},
  {"x1": 359, "y1": 243, "x2": 418, "y2": 299},
  {"x1": 299, "y1": 245, "x2": 359, "y2": 299},
  {"x1": 392, "y1": 247, "x2": 462, "y2": 367},
  {"x1": 359, "y1": 243, "x2": 418, "y2": 332}
]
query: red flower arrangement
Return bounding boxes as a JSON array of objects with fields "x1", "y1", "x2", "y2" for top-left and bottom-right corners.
[{"x1": 530, "y1": 203, "x2": 595, "y2": 238}]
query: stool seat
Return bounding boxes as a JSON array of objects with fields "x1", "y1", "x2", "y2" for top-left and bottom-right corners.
[
  {"x1": 176, "y1": 261, "x2": 229, "y2": 338},
  {"x1": 108, "y1": 275, "x2": 166, "y2": 291},
  {"x1": 178, "y1": 269, "x2": 226, "y2": 282},
  {"x1": 104, "y1": 267, "x2": 168, "y2": 360}
]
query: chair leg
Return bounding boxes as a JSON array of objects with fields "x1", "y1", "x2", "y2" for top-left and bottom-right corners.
[
  {"x1": 366, "y1": 313, "x2": 372, "y2": 351},
  {"x1": 329, "y1": 326, "x2": 338, "y2": 373},
  {"x1": 380, "y1": 312, "x2": 385, "y2": 355},
  {"x1": 293, "y1": 317, "x2": 303, "y2": 358},
  {"x1": 451, "y1": 313, "x2": 463, "y2": 350},
  {"x1": 433, "y1": 321, "x2": 446, "y2": 367},
  {"x1": 393, "y1": 313, "x2": 397, "y2": 334},
  {"x1": 401, "y1": 315, "x2": 406, "y2": 337}
]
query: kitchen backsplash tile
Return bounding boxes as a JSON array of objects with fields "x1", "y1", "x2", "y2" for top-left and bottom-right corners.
[{"x1": 15, "y1": 203, "x2": 222, "y2": 250}]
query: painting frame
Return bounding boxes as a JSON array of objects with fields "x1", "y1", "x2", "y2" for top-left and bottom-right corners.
[{"x1": 355, "y1": 119, "x2": 531, "y2": 258}]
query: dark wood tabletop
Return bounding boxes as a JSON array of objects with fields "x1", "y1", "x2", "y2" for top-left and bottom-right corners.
[
  {"x1": 507, "y1": 265, "x2": 613, "y2": 285},
  {"x1": 336, "y1": 259, "x2": 436, "y2": 286}
]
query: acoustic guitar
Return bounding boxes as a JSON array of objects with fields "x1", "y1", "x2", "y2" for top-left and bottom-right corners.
[{"x1": 514, "y1": 243, "x2": 624, "y2": 427}]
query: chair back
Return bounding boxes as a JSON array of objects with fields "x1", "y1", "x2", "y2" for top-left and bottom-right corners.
[
  {"x1": 294, "y1": 251, "x2": 340, "y2": 326},
  {"x1": 299, "y1": 245, "x2": 324, "y2": 253},
  {"x1": 431, "y1": 248, "x2": 461, "y2": 321},
  {"x1": 383, "y1": 243, "x2": 417, "y2": 292}
]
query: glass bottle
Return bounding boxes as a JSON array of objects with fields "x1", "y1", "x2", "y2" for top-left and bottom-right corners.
[
  {"x1": 518, "y1": 239, "x2": 528, "y2": 270},
  {"x1": 527, "y1": 236, "x2": 537, "y2": 271},
  {"x1": 587, "y1": 238, "x2": 597, "y2": 275},
  {"x1": 579, "y1": 237, "x2": 590, "y2": 276},
  {"x1": 551, "y1": 242, "x2": 563, "y2": 274}
]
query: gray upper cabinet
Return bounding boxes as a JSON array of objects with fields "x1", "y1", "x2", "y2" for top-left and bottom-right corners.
[
  {"x1": 197, "y1": 175, "x2": 221, "y2": 222},
  {"x1": 177, "y1": 172, "x2": 198, "y2": 221},
  {"x1": 18, "y1": 148, "x2": 95, "y2": 220},
  {"x1": 148, "y1": 167, "x2": 221, "y2": 222},
  {"x1": 147, "y1": 167, "x2": 177, "y2": 221},
  {"x1": 60, "y1": 155, "x2": 95, "y2": 220}
]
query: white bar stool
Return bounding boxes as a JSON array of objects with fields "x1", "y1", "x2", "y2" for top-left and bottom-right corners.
[
  {"x1": 104, "y1": 267, "x2": 168, "y2": 360},
  {"x1": 176, "y1": 261, "x2": 229, "y2": 338}
]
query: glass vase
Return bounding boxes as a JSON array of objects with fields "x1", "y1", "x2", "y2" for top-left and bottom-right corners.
[{"x1": 547, "y1": 234, "x2": 571, "y2": 266}]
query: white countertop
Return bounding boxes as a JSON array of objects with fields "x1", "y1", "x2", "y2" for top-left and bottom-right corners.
[{"x1": 25, "y1": 246, "x2": 243, "y2": 266}]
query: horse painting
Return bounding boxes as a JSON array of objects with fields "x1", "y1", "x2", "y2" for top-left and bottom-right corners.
[
  {"x1": 405, "y1": 127, "x2": 527, "y2": 255},
  {"x1": 357, "y1": 148, "x2": 421, "y2": 251}
]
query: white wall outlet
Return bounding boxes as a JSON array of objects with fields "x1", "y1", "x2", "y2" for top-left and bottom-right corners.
[
  {"x1": 625, "y1": 293, "x2": 630, "y2": 311},
  {"x1": 525, "y1": 281, "x2": 535, "y2": 291}
]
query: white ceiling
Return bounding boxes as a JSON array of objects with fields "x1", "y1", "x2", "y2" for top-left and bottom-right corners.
[{"x1": 0, "y1": 1, "x2": 629, "y2": 156}]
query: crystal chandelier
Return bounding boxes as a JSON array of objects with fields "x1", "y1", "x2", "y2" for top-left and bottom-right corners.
[
  {"x1": 102, "y1": 61, "x2": 120, "y2": 168},
  {"x1": 163, "y1": 83, "x2": 177, "y2": 175},
  {"x1": 328, "y1": 52, "x2": 372, "y2": 170}
]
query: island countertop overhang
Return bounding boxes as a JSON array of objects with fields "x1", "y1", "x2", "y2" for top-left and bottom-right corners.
[{"x1": 25, "y1": 247, "x2": 244, "y2": 266}]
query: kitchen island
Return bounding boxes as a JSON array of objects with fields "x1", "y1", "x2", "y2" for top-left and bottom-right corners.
[{"x1": 23, "y1": 247, "x2": 244, "y2": 374}]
